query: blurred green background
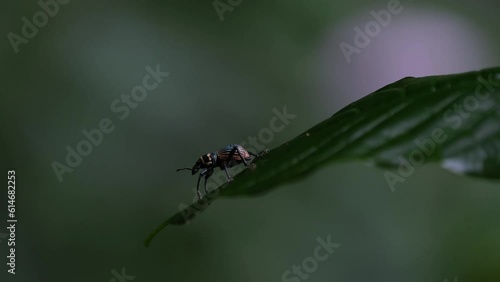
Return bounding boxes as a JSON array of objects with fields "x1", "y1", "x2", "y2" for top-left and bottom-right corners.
[{"x1": 1, "y1": 0, "x2": 499, "y2": 281}]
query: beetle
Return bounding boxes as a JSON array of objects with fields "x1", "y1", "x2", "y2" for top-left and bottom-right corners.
[{"x1": 176, "y1": 144, "x2": 259, "y2": 199}]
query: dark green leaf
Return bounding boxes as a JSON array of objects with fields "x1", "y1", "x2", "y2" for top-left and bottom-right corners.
[{"x1": 144, "y1": 67, "x2": 500, "y2": 246}]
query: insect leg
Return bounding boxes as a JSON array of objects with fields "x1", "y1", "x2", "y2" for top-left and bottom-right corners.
[
  {"x1": 203, "y1": 169, "x2": 213, "y2": 195},
  {"x1": 223, "y1": 163, "x2": 233, "y2": 182},
  {"x1": 203, "y1": 177, "x2": 209, "y2": 195},
  {"x1": 248, "y1": 149, "x2": 268, "y2": 157},
  {"x1": 225, "y1": 147, "x2": 237, "y2": 163},
  {"x1": 196, "y1": 172, "x2": 203, "y2": 200},
  {"x1": 196, "y1": 169, "x2": 209, "y2": 199}
]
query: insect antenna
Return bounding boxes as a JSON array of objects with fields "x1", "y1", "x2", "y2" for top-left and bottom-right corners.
[{"x1": 176, "y1": 167, "x2": 192, "y2": 172}]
